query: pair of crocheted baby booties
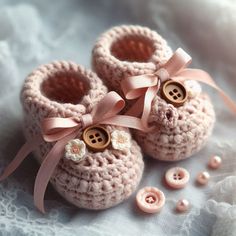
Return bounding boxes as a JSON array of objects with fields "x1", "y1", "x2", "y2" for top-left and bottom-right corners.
[{"x1": 5, "y1": 25, "x2": 217, "y2": 212}]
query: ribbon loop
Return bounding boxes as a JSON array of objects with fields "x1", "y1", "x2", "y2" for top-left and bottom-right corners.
[
  {"x1": 80, "y1": 114, "x2": 93, "y2": 128},
  {"x1": 155, "y1": 68, "x2": 170, "y2": 83},
  {"x1": 92, "y1": 91, "x2": 125, "y2": 122},
  {"x1": 42, "y1": 117, "x2": 81, "y2": 142},
  {"x1": 163, "y1": 48, "x2": 192, "y2": 76},
  {"x1": 121, "y1": 74, "x2": 158, "y2": 100}
]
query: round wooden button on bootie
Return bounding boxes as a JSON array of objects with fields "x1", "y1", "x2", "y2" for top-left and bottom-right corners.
[
  {"x1": 82, "y1": 125, "x2": 111, "y2": 152},
  {"x1": 161, "y1": 80, "x2": 188, "y2": 107}
]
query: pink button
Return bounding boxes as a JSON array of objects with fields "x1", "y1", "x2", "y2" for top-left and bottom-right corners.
[
  {"x1": 136, "y1": 187, "x2": 165, "y2": 213},
  {"x1": 165, "y1": 167, "x2": 190, "y2": 189}
]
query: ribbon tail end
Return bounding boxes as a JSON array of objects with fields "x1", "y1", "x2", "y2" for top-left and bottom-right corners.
[
  {"x1": 0, "y1": 137, "x2": 42, "y2": 182},
  {"x1": 0, "y1": 172, "x2": 9, "y2": 181},
  {"x1": 34, "y1": 198, "x2": 46, "y2": 214}
]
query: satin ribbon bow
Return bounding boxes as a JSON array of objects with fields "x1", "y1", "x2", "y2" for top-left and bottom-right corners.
[
  {"x1": 121, "y1": 48, "x2": 236, "y2": 128},
  {"x1": 0, "y1": 91, "x2": 146, "y2": 213}
]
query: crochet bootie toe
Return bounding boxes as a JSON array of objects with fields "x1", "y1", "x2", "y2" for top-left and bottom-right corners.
[
  {"x1": 133, "y1": 93, "x2": 215, "y2": 161},
  {"x1": 19, "y1": 61, "x2": 144, "y2": 210},
  {"x1": 92, "y1": 25, "x2": 216, "y2": 161}
]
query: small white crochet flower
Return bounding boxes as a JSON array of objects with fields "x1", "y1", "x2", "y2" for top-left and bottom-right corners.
[
  {"x1": 111, "y1": 130, "x2": 131, "y2": 151},
  {"x1": 65, "y1": 139, "x2": 86, "y2": 162},
  {"x1": 184, "y1": 80, "x2": 202, "y2": 98}
]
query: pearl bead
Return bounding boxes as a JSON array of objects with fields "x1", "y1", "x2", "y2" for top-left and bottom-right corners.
[
  {"x1": 196, "y1": 171, "x2": 210, "y2": 185},
  {"x1": 208, "y1": 155, "x2": 222, "y2": 169},
  {"x1": 184, "y1": 80, "x2": 202, "y2": 98},
  {"x1": 176, "y1": 199, "x2": 189, "y2": 212}
]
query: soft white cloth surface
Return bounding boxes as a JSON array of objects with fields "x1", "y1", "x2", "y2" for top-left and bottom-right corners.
[{"x1": 0, "y1": 0, "x2": 236, "y2": 235}]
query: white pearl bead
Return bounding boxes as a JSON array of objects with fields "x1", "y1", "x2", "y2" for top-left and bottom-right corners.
[
  {"x1": 184, "y1": 80, "x2": 202, "y2": 98},
  {"x1": 208, "y1": 155, "x2": 222, "y2": 169},
  {"x1": 176, "y1": 199, "x2": 189, "y2": 212},
  {"x1": 196, "y1": 171, "x2": 210, "y2": 185}
]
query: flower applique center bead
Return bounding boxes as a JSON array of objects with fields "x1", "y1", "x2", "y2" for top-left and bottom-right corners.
[
  {"x1": 117, "y1": 135, "x2": 126, "y2": 143},
  {"x1": 71, "y1": 145, "x2": 80, "y2": 154}
]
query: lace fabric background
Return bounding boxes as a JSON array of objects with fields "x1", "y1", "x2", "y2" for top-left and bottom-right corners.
[{"x1": 0, "y1": 0, "x2": 236, "y2": 235}]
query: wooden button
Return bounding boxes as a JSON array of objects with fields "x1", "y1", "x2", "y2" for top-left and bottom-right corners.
[
  {"x1": 82, "y1": 125, "x2": 111, "y2": 152},
  {"x1": 161, "y1": 80, "x2": 188, "y2": 107}
]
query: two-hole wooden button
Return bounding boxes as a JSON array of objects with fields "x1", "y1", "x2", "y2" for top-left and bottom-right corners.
[
  {"x1": 161, "y1": 80, "x2": 188, "y2": 107},
  {"x1": 82, "y1": 125, "x2": 111, "y2": 152}
]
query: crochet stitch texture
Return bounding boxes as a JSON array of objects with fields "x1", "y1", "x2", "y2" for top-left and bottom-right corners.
[
  {"x1": 92, "y1": 25, "x2": 216, "y2": 161},
  {"x1": 21, "y1": 61, "x2": 144, "y2": 209}
]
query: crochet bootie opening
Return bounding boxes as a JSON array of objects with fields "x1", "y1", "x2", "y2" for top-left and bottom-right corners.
[
  {"x1": 110, "y1": 34, "x2": 155, "y2": 63},
  {"x1": 41, "y1": 71, "x2": 90, "y2": 104}
]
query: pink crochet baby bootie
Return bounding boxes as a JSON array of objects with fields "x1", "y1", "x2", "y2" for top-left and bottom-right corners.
[
  {"x1": 92, "y1": 25, "x2": 216, "y2": 161},
  {"x1": 7, "y1": 61, "x2": 144, "y2": 212}
]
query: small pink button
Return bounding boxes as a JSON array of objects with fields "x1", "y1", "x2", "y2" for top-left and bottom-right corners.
[
  {"x1": 136, "y1": 187, "x2": 165, "y2": 213},
  {"x1": 165, "y1": 167, "x2": 190, "y2": 189}
]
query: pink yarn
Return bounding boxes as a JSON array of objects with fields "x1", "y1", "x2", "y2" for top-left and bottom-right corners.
[
  {"x1": 135, "y1": 94, "x2": 215, "y2": 160},
  {"x1": 92, "y1": 25, "x2": 216, "y2": 161},
  {"x1": 21, "y1": 61, "x2": 144, "y2": 209},
  {"x1": 92, "y1": 25, "x2": 172, "y2": 95}
]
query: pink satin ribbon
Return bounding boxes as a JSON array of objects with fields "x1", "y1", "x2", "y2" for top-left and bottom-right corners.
[
  {"x1": 121, "y1": 48, "x2": 236, "y2": 127},
  {"x1": 0, "y1": 91, "x2": 147, "y2": 213}
]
